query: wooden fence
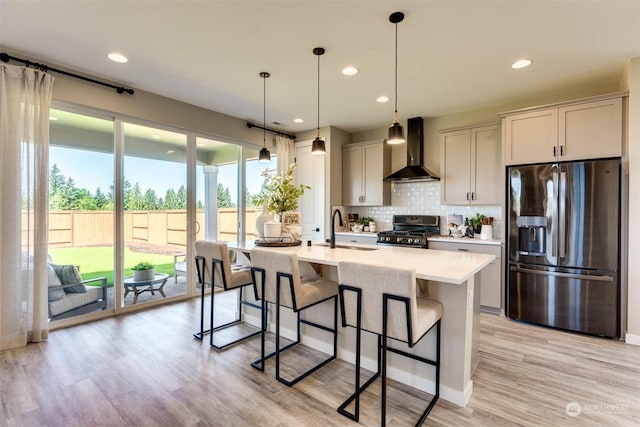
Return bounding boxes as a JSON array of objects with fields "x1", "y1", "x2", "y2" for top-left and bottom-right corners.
[{"x1": 47, "y1": 208, "x2": 259, "y2": 248}]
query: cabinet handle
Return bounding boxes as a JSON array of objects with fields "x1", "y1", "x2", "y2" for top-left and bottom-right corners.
[
  {"x1": 312, "y1": 228, "x2": 320, "y2": 232},
  {"x1": 466, "y1": 192, "x2": 470, "y2": 201},
  {"x1": 457, "y1": 248, "x2": 469, "y2": 252},
  {"x1": 560, "y1": 145, "x2": 564, "y2": 156},
  {"x1": 471, "y1": 192, "x2": 475, "y2": 201},
  {"x1": 553, "y1": 146, "x2": 557, "y2": 157}
]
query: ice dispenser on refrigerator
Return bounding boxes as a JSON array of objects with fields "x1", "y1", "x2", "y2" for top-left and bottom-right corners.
[{"x1": 516, "y1": 216, "x2": 546, "y2": 255}]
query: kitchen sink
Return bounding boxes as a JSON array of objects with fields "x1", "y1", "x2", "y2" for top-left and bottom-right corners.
[{"x1": 316, "y1": 242, "x2": 379, "y2": 251}]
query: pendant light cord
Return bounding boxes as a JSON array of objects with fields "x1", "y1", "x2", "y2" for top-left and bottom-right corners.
[
  {"x1": 317, "y1": 52, "x2": 321, "y2": 136},
  {"x1": 394, "y1": 19, "x2": 399, "y2": 117},
  {"x1": 263, "y1": 74, "x2": 266, "y2": 146}
]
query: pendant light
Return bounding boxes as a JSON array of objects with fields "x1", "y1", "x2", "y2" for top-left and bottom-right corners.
[
  {"x1": 258, "y1": 71, "x2": 271, "y2": 162},
  {"x1": 311, "y1": 47, "x2": 326, "y2": 154},
  {"x1": 387, "y1": 11, "x2": 406, "y2": 145}
]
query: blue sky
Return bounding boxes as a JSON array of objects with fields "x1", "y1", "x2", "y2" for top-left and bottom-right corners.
[{"x1": 50, "y1": 146, "x2": 275, "y2": 204}]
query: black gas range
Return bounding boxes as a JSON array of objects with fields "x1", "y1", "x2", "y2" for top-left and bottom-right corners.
[{"x1": 376, "y1": 215, "x2": 440, "y2": 248}]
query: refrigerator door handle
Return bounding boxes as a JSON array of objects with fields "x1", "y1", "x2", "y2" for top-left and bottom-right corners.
[
  {"x1": 559, "y1": 171, "x2": 567, "y2": 258},
  {"x1": 551, "y1": 171, "x2": 558, "y2": 258},
  {"x1": 510, "y1": 266, "x2": 614, "y2": 282}
]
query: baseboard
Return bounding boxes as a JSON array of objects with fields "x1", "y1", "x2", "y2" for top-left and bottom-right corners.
[{"x1": 625, "y1": 333, "x2": 640, "y2": 346}]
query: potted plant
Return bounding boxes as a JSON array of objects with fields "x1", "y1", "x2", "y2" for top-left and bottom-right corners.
[
  {"x1": 251, "y1": 163, "x2": 310, "y2": 221},
  {"x1": 359, "y1": 216, "x2": 374, "y2": 232},
  {"x1": 132, "y1": 261, "x2": 155, "y2": 281},
  {"x1": 470, "y1": 213, "x2": 486, "y2": 235}
]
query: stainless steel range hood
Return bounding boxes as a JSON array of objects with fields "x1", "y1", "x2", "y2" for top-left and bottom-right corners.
[{"x1": 384, "y1": 117, "x2": 440, "y2": 182}]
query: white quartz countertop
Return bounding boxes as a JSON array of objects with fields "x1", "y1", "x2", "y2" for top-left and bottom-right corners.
[
  {"x1": 234, "y1": 241, "x2": 495, "y2": 285},
  {"x1": 429, "y1": 235, "x2": 503, "y2": 246}
]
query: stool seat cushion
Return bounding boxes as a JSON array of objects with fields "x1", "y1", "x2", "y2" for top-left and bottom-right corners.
[
  {"x1": 228, "y1": 264, "x2": 253, "y2": 289},
  {"x1": 414, "y1": 297, "x2": 443, "y2": 342},
  {"x1": 296, "y1": 276, "x2": 339, "y2": 310}
]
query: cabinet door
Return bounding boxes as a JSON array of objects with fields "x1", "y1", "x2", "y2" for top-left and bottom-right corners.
[
  {"x1": 362, "y1": 143, "x2": 384, "y2": 206},
  {"x1": 559, "y1": 97, "x2": 622, "y2": 161},
  {"x1": 428, "y1": 240, "x2": 502, "y2": 309},
  {"x1": 504, "y1": 109, "x2": 558, "y2": 165},
  {"x1": 295, "y1": 142, "x2": 325, "y2": 242},
  {"x1": 441, "y1": 129, "x2": 471, "y2": 205},
  {"x1": 479, "y1": 260, "x2": 501, "y2": 308},
  {"x1": 471, "y1": 124, "x2": 501, "y2": 205},
  {"x1": 342, "y1": 146, "x2": 362, "y2": 206}
]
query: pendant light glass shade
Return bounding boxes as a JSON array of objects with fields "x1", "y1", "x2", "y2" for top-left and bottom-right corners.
[
  {"x1": 312, "y1": 47, "x2": 326, "y2": 155},
  {"x1": 259, "y1": 146, "x2": 271, "y2": 162},
  {"x1": 387, "y1": 120, "x2": 405, "y2": 145},
  {"x1": 259, "y1": 71, "x2": 271, "y2": 163},
  {"x1": 387, "y1": 12, "x2": 405, "y2": 145},
  {"x1": 311, "y1": 136, "x2": 325, "y2": 154}
]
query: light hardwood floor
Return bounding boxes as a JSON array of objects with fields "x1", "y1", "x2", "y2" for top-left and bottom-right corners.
[{"x1": 2, "y1": 296, "x2": 640, "y2": 426}]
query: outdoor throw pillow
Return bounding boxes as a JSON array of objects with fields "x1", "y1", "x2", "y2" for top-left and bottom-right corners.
[
  {"x1": 47, "y1": 264, "x2": 66, "y2": 301},
  {"x1": 51, "y1": 264, "x2": 86, "y2": 293}
]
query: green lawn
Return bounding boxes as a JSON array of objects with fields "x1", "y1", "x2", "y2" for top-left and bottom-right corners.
[{"x1": 48, "y1": 246, "x2": 177, "y2": 287}]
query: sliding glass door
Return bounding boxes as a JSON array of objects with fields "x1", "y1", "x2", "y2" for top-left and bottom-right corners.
[
  {"x1": 48, "y1": 108, "x2": 116, "y2": 319},
  {"x1": 122, "y1": 122, "x2": 188, "y2": 307}
]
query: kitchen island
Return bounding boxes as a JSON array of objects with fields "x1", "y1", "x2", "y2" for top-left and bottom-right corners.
[{"x1": 232, "y1": 241, "x2": 494, "y2": 407}]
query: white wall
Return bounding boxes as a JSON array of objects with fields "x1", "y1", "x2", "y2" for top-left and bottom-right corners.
[{"x1": 623, "y1": 57, "x2": 640, "y2": 344}]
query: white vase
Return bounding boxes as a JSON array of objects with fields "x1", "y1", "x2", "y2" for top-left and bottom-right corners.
[{"x1": 255, "y1": 201, "x2": 273, "y2": 239}]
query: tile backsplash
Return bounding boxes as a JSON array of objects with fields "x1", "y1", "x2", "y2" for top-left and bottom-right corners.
[{"x1": 346, "y1": 181, "x2": 503, "y2": 239}]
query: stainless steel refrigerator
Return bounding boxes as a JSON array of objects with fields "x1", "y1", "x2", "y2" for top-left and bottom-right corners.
[{"x1": 506, "y1": 159, "x2": 621, "y2": 338}]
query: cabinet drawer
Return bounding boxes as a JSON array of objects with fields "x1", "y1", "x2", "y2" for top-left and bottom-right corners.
[
  {"x1": 429, "y1": 240, "x2": 501, "y2": 257},
  {"x1": 335, "y1": 234, "x2": 378, "y2": 245}
]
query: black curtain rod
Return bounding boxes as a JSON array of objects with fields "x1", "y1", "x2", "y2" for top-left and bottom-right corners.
[
  {"x1": 1, "y1": 52, "x2": 135, "y2": 95},
  {"x1": 246, "y1": 122, "x2": 295, "y2": 140}
]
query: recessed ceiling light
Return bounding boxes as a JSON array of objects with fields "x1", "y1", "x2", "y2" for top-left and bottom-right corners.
[
  {"x1": 293, "y1": 118, "x2": 304, "y2": 123},
  {"x1": 512, "y1": 58, "x2": 532, "y2": 69},
  {"x1": 108, "y1": 52, "x2": 128, "y2": 63},
  {"x1": 49, "y1": 116, "x2": 58, "y2": 121},
  {"x1": 167, "y1": 150, "x2": 175, "y2": 154},
  {"x1": 342, "y1": 66, "x2": 359, "y2": 76},
  {"x1": 376, "y1": 96, "x2": 390, "y2": 103}
]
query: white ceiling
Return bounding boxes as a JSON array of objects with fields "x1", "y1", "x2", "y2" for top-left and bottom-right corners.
[{"x1": 2, "y1": 0, "x2": 640, "y2": 135}]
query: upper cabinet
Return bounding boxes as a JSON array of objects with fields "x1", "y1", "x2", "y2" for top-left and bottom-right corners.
[
  {"x1": 503, "y1": 94, "x2": 623, "y2": 165},
  {"x1": 440, "y1": 123, "x2": 501, "y2": 205},
  {"x1": 342, "y1": 140, "x2": 391, "y2": 206}
]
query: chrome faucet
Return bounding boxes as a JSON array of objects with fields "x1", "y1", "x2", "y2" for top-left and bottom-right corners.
[{"x1": 330, "y1": 209, "x2": 344, "y2": 249}]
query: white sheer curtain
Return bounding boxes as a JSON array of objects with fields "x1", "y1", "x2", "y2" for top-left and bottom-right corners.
[
  {"x1": 0, "y1": 63, "x2": 54, "y2": 349},
  {"x1": 275, "y1": 135, "x2": 295, "y2": 174}
]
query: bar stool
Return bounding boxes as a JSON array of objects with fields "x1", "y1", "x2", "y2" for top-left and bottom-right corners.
[
  {"x1": 194, "y1": 240, "x2": 262, "y2": 350},
  {"x1": 250, "y1": 247, "x2": 338, "y2": 386},
  {"x1": 337, "y1": 261, "x2": 442, "y2": 426}
]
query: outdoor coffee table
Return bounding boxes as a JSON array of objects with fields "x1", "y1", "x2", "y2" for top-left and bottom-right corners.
[{"x1": 123, "y1": 273, "x2": 169, "y2": 304}]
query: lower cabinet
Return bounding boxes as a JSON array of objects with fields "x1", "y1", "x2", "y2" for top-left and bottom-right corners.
[{"x1": 429, "y1": 240, "x2": 502, "y2": 311}]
